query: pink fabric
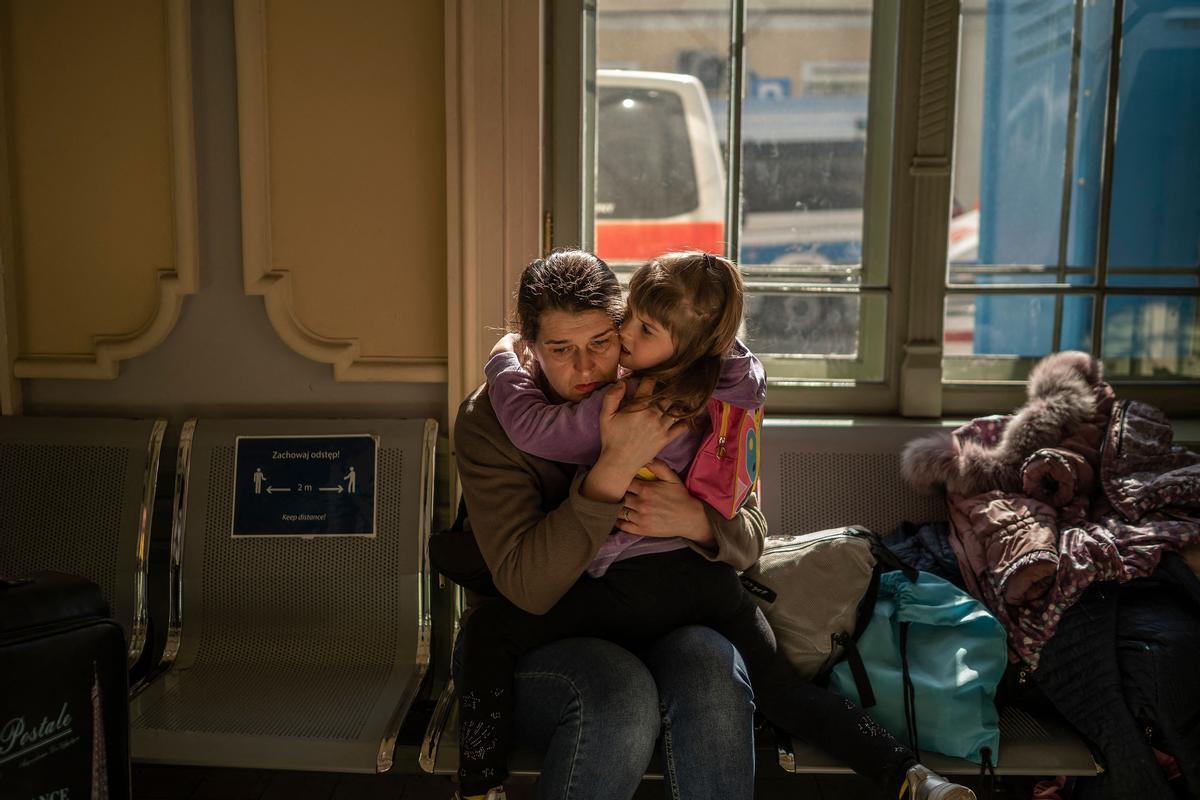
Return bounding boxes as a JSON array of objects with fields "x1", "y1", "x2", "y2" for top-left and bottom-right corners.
[
  {"x1": 1031, "y1": 775, "x2": 1067, "y2": 799},
  {"x1": 946, "y1": 397, "x2": 1200, "y2": 669},
  {"x1": 1154, "y1": 747, "x2": 1183, "y2": 782},
  {"x1": 1022, "y1": 448, "x2": 1094, "y2": 508}
]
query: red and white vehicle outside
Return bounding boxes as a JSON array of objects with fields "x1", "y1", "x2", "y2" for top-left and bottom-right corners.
[{"x1": 594, "y1": 70, "x2": 726, "y2": 265}]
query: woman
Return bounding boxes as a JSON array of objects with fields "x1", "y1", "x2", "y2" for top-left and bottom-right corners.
[{"x1": 453, "y1": 250, "x2": 765, "y2": 800}]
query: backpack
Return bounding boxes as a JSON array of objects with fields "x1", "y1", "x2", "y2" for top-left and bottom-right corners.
[
  {"x1": 428, "y1": 497, "x2": 499, "y2": 597},
  {"x1": 828, "y1": 570, "x2": 1008, "y2": 765},
  {"x1": 685, "y1": 399, "x2": 763, "y2": 519},
  {"x1": 738, "y1": 526, "x2": 916, "y2": 683}
]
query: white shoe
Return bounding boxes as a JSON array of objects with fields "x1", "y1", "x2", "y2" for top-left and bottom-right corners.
[
  {"x1": 906, "y1": 764, "x2": 977, "y2": 800},
  {"x1": 452, "y1": 788, "x2": 507, "y2": 800}
]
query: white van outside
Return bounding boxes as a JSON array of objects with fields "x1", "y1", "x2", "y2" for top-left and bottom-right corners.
[{"x1": 594, "y1": 69, "x2": 726, "y2": 266}]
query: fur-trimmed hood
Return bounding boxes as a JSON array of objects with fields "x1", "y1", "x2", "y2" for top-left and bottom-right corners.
[{"x1": 901, "y1": 351, "x2": 1108, "y2": 497}]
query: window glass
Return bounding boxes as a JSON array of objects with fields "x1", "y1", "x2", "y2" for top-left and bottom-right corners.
[
  {"x1": 737, "y1": 1, "x2": 872, "y2": 272},
  {"x1": 590, "y1": 1, "x2": 884, "y2": 386},
  {"x1": 593, "y1": 1, "x2": 729, "y2": 268},
  {"x1": 943, "y1": 294, "x2": 1095, "y2": 381},
  {"x1": 1102, "y1": 295, "x2": 1200, "y2": 380},
  {"x1": 596, "y1": 86, "x2": 698, "y2": 220},
  {"x1": 1105, "y1": 0, "x2": 1200, "y2": 285},
  {"x1": 944, "y1": 0, "x2": 1199, "y2": 385}
]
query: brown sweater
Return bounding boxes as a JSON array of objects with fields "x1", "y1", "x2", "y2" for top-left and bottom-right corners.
[{"x1": 455, "y1": 384, "x2": 768, "y2": 614}]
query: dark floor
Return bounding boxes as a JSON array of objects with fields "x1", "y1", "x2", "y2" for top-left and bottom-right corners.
[{"x1": 131, "y1": 763, "x2": 1014, "y2": 800}]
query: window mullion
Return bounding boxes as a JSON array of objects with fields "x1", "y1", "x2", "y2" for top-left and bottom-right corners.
[
  {"x1": 724, "y1": 0, "x2": 746, "y2": 262},
  {"x1": 1052, "y1": 0, "x2": 1087, "y2": 353},
  {"x1": 1090, "y1": 0, "x2": 1126, "y2": 357},
  {"x1": 898, "y1": 0, "x2": 960, "y2": 418}
]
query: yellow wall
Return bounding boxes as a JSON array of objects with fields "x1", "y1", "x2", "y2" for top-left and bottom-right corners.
[
  {"x1": 1, "y1": 0, "x2": 447, "y2": 384},
  {"x1": 259, "y1": 0, "x2": 447, "y2": 366},
  {"x1": 3, "y1": 0, "x2": 173, "y2": 357}
]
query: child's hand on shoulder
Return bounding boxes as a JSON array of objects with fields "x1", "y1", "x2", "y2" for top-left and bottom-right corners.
[{"x1": 490, "y1": 332, "x2": 524, "y2": 359}]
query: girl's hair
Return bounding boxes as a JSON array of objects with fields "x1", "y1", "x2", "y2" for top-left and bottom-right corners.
[
  {"x1": 626, "y1": 251, "x2": 744, "y2": 420},
  {"x1": 512, "y1": 250, "x2": 624, "y2": 343}
]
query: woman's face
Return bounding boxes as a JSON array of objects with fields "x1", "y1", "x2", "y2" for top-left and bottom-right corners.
[{"x1": 530, "y1": 309, "x2": 620, "y2": 402}]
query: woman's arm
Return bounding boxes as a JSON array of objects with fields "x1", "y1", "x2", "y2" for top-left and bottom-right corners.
[
  {"x1": 487, "y1": 340, "x2": 763, "y2": 465},
  {"x1": 456, "y1": 382, "x2": 687, "y2": 614},
  {"x1": 455, "y1": 391, "x2": 618, "y2": 614}
]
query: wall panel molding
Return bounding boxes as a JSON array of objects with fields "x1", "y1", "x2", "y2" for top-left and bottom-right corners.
[
  {"x1": 234, "y1": 0, "x2": 448, "y2": 383},
  {"x1": 3, "y1": 0, "x2": 198, "y2": 380},
  {"x1": 444, "y1": 0, "x2": 543, "y2": 428},
  {"x1": 0, "y1": 14, "x2": 19, "y2": 411}
]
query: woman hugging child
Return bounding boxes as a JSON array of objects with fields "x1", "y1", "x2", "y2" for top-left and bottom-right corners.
[{"x1": 456, "y1": 251, "x2": 973, "y2": 800}]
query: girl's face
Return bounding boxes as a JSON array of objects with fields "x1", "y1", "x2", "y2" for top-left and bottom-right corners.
[
  {"x1": 619, "y1": 305, "x2": 675, "y2": 371},
  {"x1": 530, "y1": 309, "x2": 620, "y2": 402}
]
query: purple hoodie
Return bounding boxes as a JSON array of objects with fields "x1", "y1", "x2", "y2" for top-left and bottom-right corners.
[{"x1": 484, "y1": 340, "x2": 766, "y2": 576}]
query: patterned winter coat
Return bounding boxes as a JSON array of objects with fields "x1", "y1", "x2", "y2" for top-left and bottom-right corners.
[{"x1": 902, "y1": 352, "x2": 1200, "y2": 667}]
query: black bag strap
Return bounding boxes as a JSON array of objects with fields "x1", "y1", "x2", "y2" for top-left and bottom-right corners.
[
  {"x1": 978, "y1": 746, "x2": 997, "y2": 800},
  {"x1": 838, "y1": 527, "x2": 918, "y2": 708},
  {"x1": 842, "y1": 635, "x2": 876, "y2": 708},
  {"x1": 900, "y1": 620, "x2": 921, "y2": 760},
  {"x1": 451, "y1": 495, "x2": 469, "y2": 532}
]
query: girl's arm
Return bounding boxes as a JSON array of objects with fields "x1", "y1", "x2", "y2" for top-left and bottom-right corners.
[
  {"x1": 485, "y1": 351, "x2": 607, "y2": 465},
  {"x1": 486, "y1": 339, "x2": 764, "y2": 465},
  {"x1": 712, "y1": 338, "x2": 767, "y2": 410}
]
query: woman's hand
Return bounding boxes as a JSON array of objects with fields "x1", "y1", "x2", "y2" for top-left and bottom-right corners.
[
  {"x1": 616, "y1": 459, "x2": 715, "y2": 547},
  {"x1": 581, "y1": 379, "x2": 687, "y2": 503}
]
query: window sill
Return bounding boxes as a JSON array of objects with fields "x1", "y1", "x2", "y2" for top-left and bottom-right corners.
[{"x1": 764, "y1": 415, "x2": 1200, "y2": 447}]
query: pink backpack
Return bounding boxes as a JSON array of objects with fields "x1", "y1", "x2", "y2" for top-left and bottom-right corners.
[{"x1": 685, "y1": 398, "x2": 763, "y2": 518}]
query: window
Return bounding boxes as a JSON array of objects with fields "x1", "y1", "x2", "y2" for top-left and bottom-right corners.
[
  {"x1": 944, "y1": 0, "x2": 1200, "y2": 391},
  {"x1": 554, "y1": 0, "x2": 1198, "y2": 415},
  {"x1": 584, "y1": 0, "x2": 892, "y2": 390},
  {"x1": 800, "y1": 61, "x2": 870, "y2": 97}
]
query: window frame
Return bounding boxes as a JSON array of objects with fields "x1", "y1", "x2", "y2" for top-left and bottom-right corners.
[{"x1": 547, "y1": 0, "x2": 1200, "y2": 418}]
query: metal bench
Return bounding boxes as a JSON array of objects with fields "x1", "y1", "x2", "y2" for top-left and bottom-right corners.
[
  {"x1": 0, "y1": 415, "x2": 167, "y2": 672},
  {"x1": 420, "y1": 417, "x2": 1098, "y2": 781},
  {"x1": 129, "y1": 418, "x2": 437, "y2": 773},
  {"x1": 761, "y1": 418, "x2": 1097, "y2": 777}
]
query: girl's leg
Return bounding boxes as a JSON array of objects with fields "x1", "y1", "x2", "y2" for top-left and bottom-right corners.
[
  {"x1": 512, "y1": 638, "x2": 660, "y2": 800},
  {"x1": 675, "y1": 556, "x2": 918, "y2": 796},
  {"x1": 640, "y1": 625, "x2": 756, "y2": 800}
]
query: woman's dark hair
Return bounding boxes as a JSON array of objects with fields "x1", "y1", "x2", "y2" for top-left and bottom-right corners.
[{"x1": 513, "y1": 250, "x2": 624, "y2": 343}]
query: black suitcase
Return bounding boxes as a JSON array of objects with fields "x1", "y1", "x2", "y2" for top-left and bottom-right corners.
[{"x1": 0, "y1": 572, "x2": 130, "y2": 800}]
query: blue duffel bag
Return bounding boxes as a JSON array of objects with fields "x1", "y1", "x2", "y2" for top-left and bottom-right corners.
[{"x1": 829, "y1": 570, "x2": 1008, "y2": 765}]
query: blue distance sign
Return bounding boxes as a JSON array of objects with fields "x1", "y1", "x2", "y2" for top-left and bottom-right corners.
[{"x1": 232, "y1": 434, "x2": 377, "y2": 537}]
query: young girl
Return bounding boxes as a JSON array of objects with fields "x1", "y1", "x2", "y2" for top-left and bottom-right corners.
[{"x1": 456, "y1": 252, "x2": 973, "y2": 800}]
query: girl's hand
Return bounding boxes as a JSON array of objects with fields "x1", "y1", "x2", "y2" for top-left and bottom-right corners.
[
  {"x1": 490, "y1": 332, "x2": 523, "y2": 359},
  {"x1": 616, "y1": 459, "x2": 715, "y2": 547},
  {"x1": 581, "y1": 381, "x2": 687, "y2": 503}
]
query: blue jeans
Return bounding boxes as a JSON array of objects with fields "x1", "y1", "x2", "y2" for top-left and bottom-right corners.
[{"x1": 506, "y1": 626, "x2": 755, "y2": 800}]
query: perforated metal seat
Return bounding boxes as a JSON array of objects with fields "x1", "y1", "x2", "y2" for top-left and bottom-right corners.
[
  {"x1": 129, "y1": 418, "x2": 436, "y2": 773},
  {"x1": 779, "y1": 706, "x2": 1097, "y2": 776},
  {"x1": 0, "y1": 415, "x2": 167, "y2": 670},
  {"x1": 763, "y1": 418, "x2": 1096, "y2": 776}
]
